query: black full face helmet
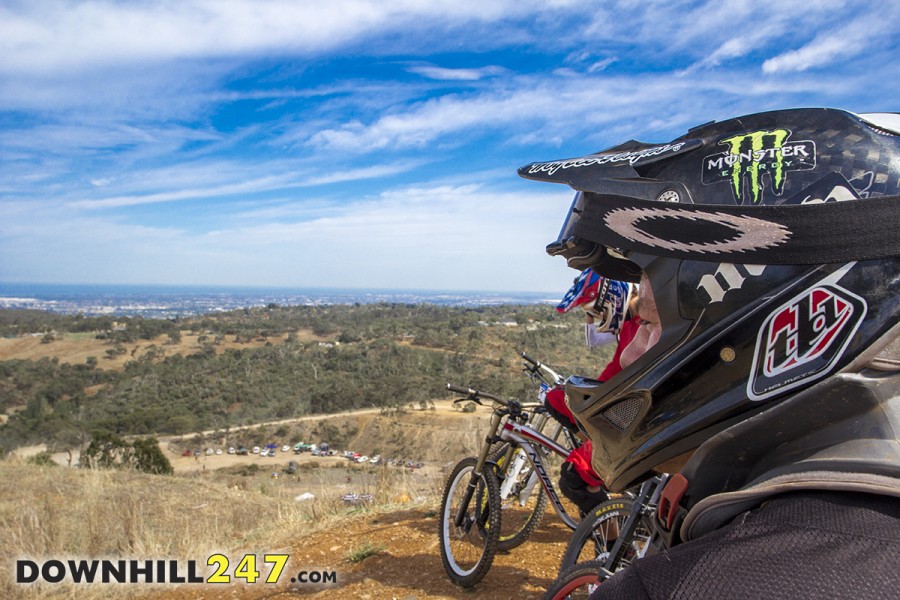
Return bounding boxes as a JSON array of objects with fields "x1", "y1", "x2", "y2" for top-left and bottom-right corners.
[{"x1": 520, "y1": 108, "x2": 900, "y2": 493}]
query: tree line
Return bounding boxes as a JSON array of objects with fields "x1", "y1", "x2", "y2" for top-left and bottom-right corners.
[{"x1": 0, "y1": 303, "x2": 614, "y2": 456}]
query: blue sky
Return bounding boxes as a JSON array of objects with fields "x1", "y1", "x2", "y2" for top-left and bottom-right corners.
[{"x1": 2, "y1": 0, "x2": 898, "y2": 293}]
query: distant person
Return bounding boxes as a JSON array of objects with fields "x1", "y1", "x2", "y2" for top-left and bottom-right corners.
[
  {"x1": 553, "y1": 309, "x2": 642, "y2": 517},
  {"x1": 556, "y1": 268, "x2": 636, "y2": 349},
  {"x1": 546, "y1": 271, "x2": 642, "y2": 516},
  {"x1": 546, "y1": 270, "x2": 639, "y2": 433}
]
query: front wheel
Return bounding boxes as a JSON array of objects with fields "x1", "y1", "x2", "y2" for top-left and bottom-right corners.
[
  {"x1": 438, "y1": 457, "x2": 501, "y2": 587},
  {"x1": 559, "y1": 498, "x2": 651, "y2": 573},
  {"x1": 542, "y1": 560, "x2": 606, "y2": 600},
  {"x1": 484, "y1": 443, "x2": 549, "y2": 551}
]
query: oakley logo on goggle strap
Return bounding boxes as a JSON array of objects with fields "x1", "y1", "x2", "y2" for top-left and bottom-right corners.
[{"x1": 604, "y1": 206, "x2": 791, "y2": 254}]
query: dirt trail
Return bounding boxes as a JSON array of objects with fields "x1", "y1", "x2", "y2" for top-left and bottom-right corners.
[{"x1": 147, "y1": 505, "x2": 571, "y2": 600}]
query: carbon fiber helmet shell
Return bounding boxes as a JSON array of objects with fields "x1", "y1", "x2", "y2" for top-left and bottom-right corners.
[{"x1": 520, "y1": 108, "x2": 900, "y2": 492}]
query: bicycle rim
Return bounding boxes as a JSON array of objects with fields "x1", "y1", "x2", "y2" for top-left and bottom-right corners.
[
  {"x1": 438, "y1": 457, "x2": 501, "y2": 587},
  {"x1": 543, "y1": 560, "x2": 605, "y2": 600},
  {"x1": 560, "y1": 498, "x2": 650, "y2": 573}
]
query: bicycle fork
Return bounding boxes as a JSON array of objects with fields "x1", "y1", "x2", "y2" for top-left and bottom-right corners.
[
  {"x1": 600, "y1": 474, "x2": 669, "y2": 578},
  {"x1": 454, "y1": 410, "x2": 503, "y2": 529}
]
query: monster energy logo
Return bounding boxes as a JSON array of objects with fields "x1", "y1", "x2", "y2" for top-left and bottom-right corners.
[{"x1": 701, "y1": 129, "x2": 816, "y2": 205}]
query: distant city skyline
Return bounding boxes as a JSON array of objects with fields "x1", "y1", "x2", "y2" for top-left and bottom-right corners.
[
  {"x1": 0, "y1": 281, "x2": 559, "y2": 318},
  {"x1": 2, "y1": 1, "x2": 899, "y2": 292}
]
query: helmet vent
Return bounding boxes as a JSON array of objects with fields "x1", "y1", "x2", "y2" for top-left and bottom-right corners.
[{"x1": 602, "y1": 397, "x2": 643, "y2": 431}]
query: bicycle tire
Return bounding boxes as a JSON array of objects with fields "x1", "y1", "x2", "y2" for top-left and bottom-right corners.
[
  {"x1": 542, "y1": 560, "x2": 606, "y2": 600},
  {"x1": 438, "y1": 457, "x2": 502, "y2": 587},
  {"x1": 559, "y1": 498, "x2": 651, "y2": 573},
  {"x1": 482, "y1": 442, "x2": 549, "y2": 551}
]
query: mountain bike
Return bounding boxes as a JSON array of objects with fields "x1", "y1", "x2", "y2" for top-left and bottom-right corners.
[
  {"x1": 438, "y1": 370, "x2": 583, "y2": 587},
  {"x1": 543, "y1": 473, "x2": 670, "y2": 599},
  {"x1": 487, "y1": 353, "x2": 580, "y2": 551}
]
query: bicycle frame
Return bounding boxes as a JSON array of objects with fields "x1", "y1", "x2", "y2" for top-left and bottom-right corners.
[
  {"x1": 446, "y1": 384, "x2": 580, "y2": 532},
  {"x1": 497, "y1": 415, "x2": 581, "y2": 530}
]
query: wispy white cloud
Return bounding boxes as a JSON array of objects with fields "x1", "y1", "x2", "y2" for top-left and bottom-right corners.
[
  {"x1": 408, "y1": 65, "x2": 506, "y2": 81},
  {"x1": 306, "y1": 67, "x2": 861, "y2": 154},
  {"x1": 67, "y1": 175, "x2": 296, "y2": 210},
  {"x1": 67, "y1": 160, "x2": 421, "y2": 209},
  {"x1": 762, "y1": 37, "x2": 851, "y2": 73},
  {"x1": 0, "y1": 0, "x2": 566, "y2": 75},
  {"x1": 761, "y1": 10, "x2": 898, "y2": 74}
]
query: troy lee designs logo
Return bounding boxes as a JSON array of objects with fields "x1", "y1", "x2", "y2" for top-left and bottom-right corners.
[
  {"x1": 528, "y1": 142, "x2": 689, "y2": 176},
  {"x1": 748, "y1": 282, "x2": 866, "y2": 401},
  {"x1": 702, "y1": 129, "x2": 816, "y2": 205}
]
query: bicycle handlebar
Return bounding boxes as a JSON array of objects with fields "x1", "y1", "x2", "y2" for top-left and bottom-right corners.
[
  {"x1": 445, "y1": 383, "x2": 507, "y2": 405},
  {"x1": 520, "y1": 351, "x2": 564, "y2": 386}
]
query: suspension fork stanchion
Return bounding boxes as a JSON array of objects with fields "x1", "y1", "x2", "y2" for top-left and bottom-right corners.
[{"x1": 453, "y1": 408, "x2": 504, "y2": 528}]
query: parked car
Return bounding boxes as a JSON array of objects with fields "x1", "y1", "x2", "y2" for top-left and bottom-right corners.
[
  {"x1": 281, "y1": 445, "x2": 290, "y2": 453},
  {"x1": 205, "y1": 448, "x2": 213, "y2": 456},
  {"x1": 252, "y1": 446, "x2": 260, "y2": 454},
  {"x1": 215, "y1": 449, "x2": 223, "y2": 455},
  {"x1": 236, "y1": 447, "x2": 249, "y2": 455},
  {"x1": 260, "y1": 449, "x2": 269, "y2": 457},
  {"x1": 227, "y1": 447, "x2": 235, "y2": 454}
]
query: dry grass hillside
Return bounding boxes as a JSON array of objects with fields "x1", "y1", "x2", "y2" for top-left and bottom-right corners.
[
  {"x1": 1, "y1": 403, "x2": 575, "y2": 600},
  {"x1": 0, "y1": 329, "x2": 324, "y2": 372}
]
